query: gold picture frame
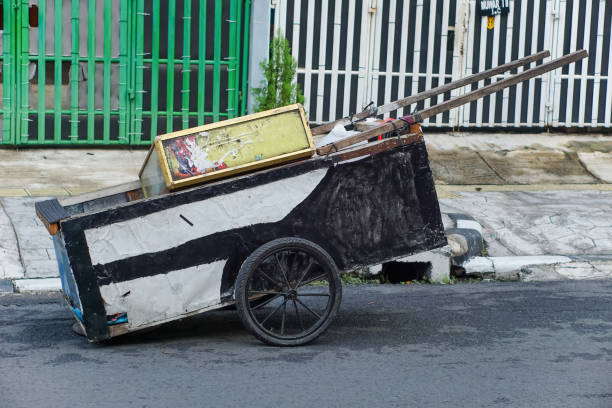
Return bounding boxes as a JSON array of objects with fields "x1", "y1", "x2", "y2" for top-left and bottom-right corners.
[{"x1": 139, "y1": 104, "x2": 315, "y2": 196}]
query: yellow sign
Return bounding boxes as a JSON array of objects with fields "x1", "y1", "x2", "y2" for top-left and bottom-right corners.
[{"x1": 487, "y1": 16, "x2": 495, "y2": 29}]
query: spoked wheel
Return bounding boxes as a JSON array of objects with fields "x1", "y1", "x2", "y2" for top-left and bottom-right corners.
[{"x1": 235, "y1": 238, "x2": 342, "y2": 346}]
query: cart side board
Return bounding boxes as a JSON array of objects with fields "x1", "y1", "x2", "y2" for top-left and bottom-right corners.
[{"x1": 59, "y1": 136, "x2": 446, "y2": 340}]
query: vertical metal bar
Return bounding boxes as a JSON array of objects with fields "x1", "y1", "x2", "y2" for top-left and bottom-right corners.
[
  {"x1": 197, "y1": 0, "x2": 207, "y2": 124},
  {"x1": 233, "y1": 0, "x2": 241, "y2": 117},
  {"x1": 118, "y1": 0, "x2": 128, "y2": 142},
  {"x1": 181, "y1": 0, "x2": 192, "y2": 127},
  {"x1": 590, "y1": 0, "x2": 605, "y2": 126},
  {"x1": 527, "y1": 1, "x2": 541, "y2": 126},
  {"x1": 87, "y1": 0, "x2": 95, "y2": 141},
  {"x1": 37, "y1": 0, "x2": 47, "y2": 142},
  {"x1": 2, "y1": 0, "x2": 13, "y2": 143},
  {"x1": 240, "y1": 0, "x2": 250, "y2": 115},
  {"x1": 424, "y1": 0, "x2": 436, "y2": 124},
  {"x1": 501, "y1": 0, "x2": 515, "y2": 126},
  {"x1": 103, "y1": 1, "x2": 111, "y2": 143},
  {"x1": 303, "y1": 0, "x2": 315, "y2": 116},
  {"x1": 134, "y1": 0, "x2": 144, "y2": 143},
  {"x1": 438, "y1": 0, "x2": 450, "y2": 124},
  {"x1": 166, "y1": 0, "x2": 176, "y2": 132},
  {"x1": 212, "y1": 1, "x2": 221, "y2": 122},
  {"x1": 544, "y1": 0, "x2": 557, "y2": 126},
  {"x1": 70, "y1": 0, "x2": 79, "y2": 139},
  {"x1": 460, "y1": 0, "x2": 474, "y2": 125},
  {"x1": 227, "y1": 0, "x2": 237, "y2": 118},
  {"x1": 315, "y1": 0, "x2": 328, "y2": 123},
  {"x1": 358, "y1": 2, "x2": 370, "y2": 115},
  {"x1": 18, "y1": 0, "x2": 30, "y2": 143},
  {"x1": 475, "y1": 4, "x2": 487, "y2": 127},
  {"x1": 489, "y1": 6, "x2": 500, "y2": 127},
  {"x1": 54, "y1": 0, "x2": 62, "y2": 142},
  {"x1": 578, "y1": 0, "x2": 592, "y2": 126},
  {"x1": 151, "y1": 0, "x2": 160, "y2": 137},
  {"x1": 397, "y1": 0, "x2": 411, "y2": 116},
  {"x1": 383, "y1": 0, "x2": 396, "y2": 119}
]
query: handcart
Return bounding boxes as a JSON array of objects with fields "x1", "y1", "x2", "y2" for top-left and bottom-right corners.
[{"x1": 36, "y1": 50, "x2": 586, "y2": 346}]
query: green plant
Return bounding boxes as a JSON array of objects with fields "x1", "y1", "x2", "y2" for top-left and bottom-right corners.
[
  {"x1": 341, "y1": 272, "x2": 380, "y2": 285},
  {"x1": 252, "y1": 31, "x2": 304, "y2": 111}
]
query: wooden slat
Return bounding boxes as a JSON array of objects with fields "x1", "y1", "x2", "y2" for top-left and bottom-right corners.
[
  {"x1": 316, "y1": 50, "x2": 587, "y2": 155},
  {"x1": 311, "y1": 50, "x2": 551, "y2": 135}
]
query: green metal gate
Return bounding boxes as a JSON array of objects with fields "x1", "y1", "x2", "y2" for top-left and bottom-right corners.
[{"x1": 0, "y1": 0, "x2": 249, "y2": 146}]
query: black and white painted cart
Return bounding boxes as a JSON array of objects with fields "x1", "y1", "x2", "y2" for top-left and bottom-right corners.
[
  {"x1": 34, "y1": 49, "x2": 587, "y2": 346},
  {"x1": 36, "y1": 133, "x2": 446, "y2": 346}
]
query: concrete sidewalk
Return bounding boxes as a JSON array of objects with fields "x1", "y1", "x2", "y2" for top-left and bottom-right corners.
[{"x1": 1, "y1": 132, "x2": 611, "y2": 290}]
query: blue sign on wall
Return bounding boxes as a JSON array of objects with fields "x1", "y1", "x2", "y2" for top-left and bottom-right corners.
[{"x1": 478, "y1": 0, "x2": 510, "y2": 16}]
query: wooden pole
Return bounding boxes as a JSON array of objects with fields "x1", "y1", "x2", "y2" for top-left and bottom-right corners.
[
  {"x1": 311, "y1": 50, "x2": 551, "y2": 135},
  {"x1": 316, "y1": 49, "x2": 588, "y2": 155}
]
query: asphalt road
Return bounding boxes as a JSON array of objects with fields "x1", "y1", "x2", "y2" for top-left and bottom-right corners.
[{"x1": 2, "y1": 281, "x2": 611, "y2": 408}]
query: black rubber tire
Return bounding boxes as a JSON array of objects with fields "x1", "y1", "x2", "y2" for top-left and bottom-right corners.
[{"x1": 235, "y1": 237, "x2": 342, "y2": 346}]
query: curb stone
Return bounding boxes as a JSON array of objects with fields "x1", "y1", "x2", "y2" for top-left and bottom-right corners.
[
  {"x1": 444, "y1": 213, "x2": 485, "y2": 266},
  {"x1": 13, "y1": 278, "x2": 62, "y2": 292},
  {"x1": 0, "y1": 279, "x2": 14, "y2": 293}
]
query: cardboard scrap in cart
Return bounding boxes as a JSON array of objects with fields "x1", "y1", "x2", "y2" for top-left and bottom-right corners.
[{"x1": 36, "y1": 50, "x2": 587, "y2": 346}]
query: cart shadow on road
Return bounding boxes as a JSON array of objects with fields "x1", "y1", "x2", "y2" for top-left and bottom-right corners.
[{"x1": 2, "y1": 282, "x2": 612, "y2": 360}]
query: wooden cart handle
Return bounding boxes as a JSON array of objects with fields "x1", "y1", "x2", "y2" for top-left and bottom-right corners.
[
  {"x1": 317, "y1": 49, "x2": 588, "y2": 156},
  {"x1": 311, "y1": 50, "x2": 551, "y2": 136}
]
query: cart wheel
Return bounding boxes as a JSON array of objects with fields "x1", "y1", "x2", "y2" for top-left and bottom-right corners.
[{"x1": 235, "y1": 237, "x2": 342, "y2": 346}]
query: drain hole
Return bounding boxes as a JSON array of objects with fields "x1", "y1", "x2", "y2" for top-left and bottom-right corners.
[{"x1": 382, "y1": 261, "x2": 430, "y2": 283}]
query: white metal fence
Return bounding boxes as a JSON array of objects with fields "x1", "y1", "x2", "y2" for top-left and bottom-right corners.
[{"x1": 271, "y1": 0, "x2": 612, "y2": 128}]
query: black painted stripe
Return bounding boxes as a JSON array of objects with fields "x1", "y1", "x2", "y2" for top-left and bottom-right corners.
[
  {"x1": 392, "y1": 0, "x2": 403, "y2": 73},
  {"x1": 378, "y1": 76, "x2": 386, "y2": 108},
  {"x1": 419, "y1": 0, "x2": 431, "y2": 75},
  {"x1": 562, "y1": 0, "x2": 573, "y2": 76},
  {"x1": 312, "y1": 0, "x2": 322, "y2": 70},
  {"x1": 338, "y1": 0, "x2": 349, "y2": 71},
  {"x1": 323, "y1": 74, "x2": 332, "y2": 122},
  {"x1": 406, "y1": 1, "x2": 416, "y2": 74},
  {"x1": 285, "y1": 0, "x2": 294, "y2": 47},
  {"x1": 298, "y1": 0, "x2": 308, "y2": 68},
  {"x1": 352, "y1": 0, "x2": 363, "y2": 71},
  {"x1": 325, "y1": 1, "x2": 334, "y2": 71},
  {"x1": 379, "y1": 1, "x2": 390, "y2": 72},
  {"x1": 310, "y1": 73, "x2": 319, "y2": 117}
]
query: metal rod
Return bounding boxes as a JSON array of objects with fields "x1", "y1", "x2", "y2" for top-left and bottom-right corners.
[
  {"x1": 37, "y1": 0, "x2": 46, "y2": 142},
  {"x1": 212, "y1": 1, "x2": 222, "y2": 122},
  {"x1": 118, "y1": 1, "x2": 129, "y2": 143},
  {"x1": 54, "y1": 0, "x2": 62, "y2": 142},
  {"x1": 166, "y1": 0, "x2": 176, "y2": 132},
  {"x1": 87, "y1": 0, "x2": 96, "y2": 142},
  {"x1": 103, "y1": 1, "x2": 112, "y2": 143},
  {"x1": 151, "y1": 0, "x2": 161, "y2": 138},
  {"x1": 197, "y1": 0, "x2": 207, "y2": 125},
  {"x1": 312, "y1": 50, "x2": 551, "y2": 135},
  {"x1": 181, "y1": 0, "x2": 192, "y2": 128},
  {"x1": 70, "y1": 0, "x2": 80, "y2": 140},
  {"x1": 316, "y1": 50, "x2": 588, "y2": 155}
]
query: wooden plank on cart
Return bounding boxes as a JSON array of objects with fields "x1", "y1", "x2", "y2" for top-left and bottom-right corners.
[
  {"x1": 316, "y1": 50, "x2": 588, "y2": 155},
  {"x1": 311, "y1": 50, "x2": 550, "y2": 135}
]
